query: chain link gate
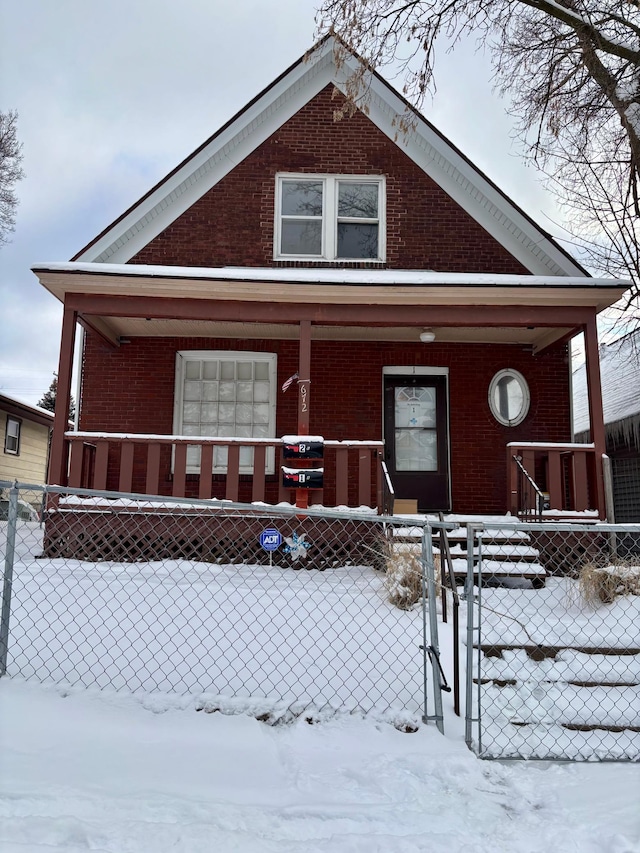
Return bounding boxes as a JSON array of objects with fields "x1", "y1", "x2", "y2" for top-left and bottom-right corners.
[
  {"x1": 0, "y1": 480, "x2": 444, "y2": 729},
  {"x1": 465, "y1": 521, "x2": 640, "y2": 761}
]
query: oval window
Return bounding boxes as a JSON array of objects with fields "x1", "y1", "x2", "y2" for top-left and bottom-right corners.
[{"x1": 488, "y1": 369, "x2": 530, "y2": 426}]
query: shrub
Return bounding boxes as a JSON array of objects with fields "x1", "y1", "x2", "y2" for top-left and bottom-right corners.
[
  {"x1": 383, "y1": 541, "x2": 440, "y2": 610},
  {"x1": 578, "y1": 561, "x2": 640, "y2": 605}
]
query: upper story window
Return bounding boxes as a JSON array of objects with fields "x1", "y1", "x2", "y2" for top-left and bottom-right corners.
[
  {"x1": 4, "y1": 416, "x2": 21, "y2": 455},
  {"x1": 275, "y1": 174, "x2": 385, "y2": 261}
]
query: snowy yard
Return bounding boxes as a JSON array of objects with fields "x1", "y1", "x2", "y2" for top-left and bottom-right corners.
[
  {"x1": 1, "y1": 679, "x2": 639, "y2": 852},
  {"x1": 1, "y1": 519, "x2": 640, "y2": 851}
]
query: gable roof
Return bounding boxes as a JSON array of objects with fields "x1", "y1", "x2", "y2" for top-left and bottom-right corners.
[
  {"x1": 73, "y1": 35, "x2": 586, "y2": 277},
  {"x1": 0, "y1": 392, "x2": 55, "y2": 428}
]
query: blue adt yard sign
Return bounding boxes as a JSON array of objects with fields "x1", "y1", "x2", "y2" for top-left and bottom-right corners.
[{"x1": 259, "y1": 528, "x2": 282, "y2": 552}]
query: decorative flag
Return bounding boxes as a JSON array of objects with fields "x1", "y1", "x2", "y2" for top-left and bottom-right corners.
[{"x1": 281, "y1": 372, "x2": 299, "y2": 392}]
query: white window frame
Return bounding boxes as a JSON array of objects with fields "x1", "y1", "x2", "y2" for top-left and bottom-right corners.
[
  {"x1": 4, "y1": 416, "x2": 21, "y2": 455},
  {"x1": 488, "y1": 368, "x2": 530, "y2": 427},
  {"x1": 173, "y1": 351, "x2": 277, "y2": 475},
  {"x1": 274, "y1": 173, "x2": 386, "y2": 262}
]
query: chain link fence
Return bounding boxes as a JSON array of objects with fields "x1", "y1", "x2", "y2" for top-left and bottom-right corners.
[
  {"x1": 465, "y1": 521, "x2": 640, "y2": 761},
  {"x1": 0, "y1": 481, "x2": 444, "y2": 728}
]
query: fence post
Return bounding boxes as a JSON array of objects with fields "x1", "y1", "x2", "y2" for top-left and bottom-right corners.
[
  {"x1": 0, "y1": 482, "x2": 19, "y2": 676},
  {"x1": 602, "y1": 454, "x2": 618, "y2": 559},
  {"x1": 464, "y1": 524, "x2": 478, "y2": 750},
  {"x1": 422, "y1": 523, "x2": 445, "y2": 733}
]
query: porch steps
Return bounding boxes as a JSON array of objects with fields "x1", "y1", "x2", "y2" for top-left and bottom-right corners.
[
  {"x1": 391, "y1": 515, "x2": 547, "y2": 587},
  {"x1": 474, "y1": 643, "x2": 640, "y2": 747}
]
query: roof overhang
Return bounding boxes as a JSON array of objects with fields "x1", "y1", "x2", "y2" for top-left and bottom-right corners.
[
  {"x1": 0, "y1": 394, "x2": 55, "y2": 428},
  {"x1": 32, "y1": 262, "x2": 630, "y2": 353}
]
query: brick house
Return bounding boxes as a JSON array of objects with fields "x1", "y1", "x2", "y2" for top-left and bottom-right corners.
[{"x1": 33, "y1": 35, "x2": 627, "y2": 519}]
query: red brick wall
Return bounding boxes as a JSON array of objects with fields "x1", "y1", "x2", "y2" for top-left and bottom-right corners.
[
  {"x1": 80, "y1": 335, "x2": 570, "y2": 513},
  {"x1": 129, "y1": 85, "x2": 528, "y2": 274},
  {"x1": 79, "y1": 84, "x2": 567, "y2": 512}
]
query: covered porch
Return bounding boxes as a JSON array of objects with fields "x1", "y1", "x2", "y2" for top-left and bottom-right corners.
[{"x1": 34, "y1": 263, "x2": 627, "y2": 518}]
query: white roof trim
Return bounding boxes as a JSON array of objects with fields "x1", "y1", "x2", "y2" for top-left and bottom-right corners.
[
  {"x1": 34, "y1": 261, "x2": 629, "y2": 289},
  {"x1": 75, "y1": 36, "x2": 585, "y2": 277}
]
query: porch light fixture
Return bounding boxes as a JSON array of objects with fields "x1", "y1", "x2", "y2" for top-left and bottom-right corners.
[{"x1": 419, "y1": 328, "x2": 436, "y2": 343}]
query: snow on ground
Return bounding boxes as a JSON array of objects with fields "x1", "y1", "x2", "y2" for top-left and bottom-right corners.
[
  {"x1": 1, "y1": 678, "x2": 639, "y2": 853},
  {"x1": 1, "y1": 521, "x2": 640, "y2": 851}
]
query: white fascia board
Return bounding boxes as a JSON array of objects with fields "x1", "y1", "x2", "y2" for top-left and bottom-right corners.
[
  {"x1": 78, "y1": 43, "x2": 337, "y2": 264},
  {"x1": 334, "y1": 59, "x2": 584, "y2": 277}
]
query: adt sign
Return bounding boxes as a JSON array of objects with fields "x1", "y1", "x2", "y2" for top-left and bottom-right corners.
[{"x1": 259, "y1": 528, "x2": 282, "y2": 552}]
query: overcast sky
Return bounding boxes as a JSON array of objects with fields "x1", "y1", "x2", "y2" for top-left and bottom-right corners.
[{"x1": 0, "y1": 0, "x2": 568, "y2": 405}]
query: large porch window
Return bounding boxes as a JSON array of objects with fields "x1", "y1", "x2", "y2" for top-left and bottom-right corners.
[{"x1": 174, "y1": 351, "x2": 277, "y2": 473}]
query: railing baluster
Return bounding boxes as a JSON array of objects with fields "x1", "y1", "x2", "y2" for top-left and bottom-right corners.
[
  {"x1": 119, "y1": 442, "x2": 134, "y2": 493},
  {"x1": 68, "y1": 441, "x2": 84, "y2": 487},
  {"x1": 226, "y1": 445, "x2": 240, "y2": 501},
  {"x1": 336, "y1": 447, "x2": 349, "y2": 506},
  {"x1": 573, "y1": 451, "x2": 589, "y2": 511},
  {"x1": 94, "y1": 441, "x2": 109, "y2": 490},
  {"x1": 548, "y1": 450, "x2": 562, "y2": 511},
  {"x1": 173, "y1": 444, "x2": 187, "y2": 497},
  {"x1": 358, "y1": 448, "x2": 371, "y2": 506},
  {"x1": 252, "y1": 445, "x2": 266, "y2": 502},
  {"x1": 199, "y1": 445, "x2": 214, "y2": 499},
  {"x1": 146, "y1": 443, "x2": 161, "y2": 496}
]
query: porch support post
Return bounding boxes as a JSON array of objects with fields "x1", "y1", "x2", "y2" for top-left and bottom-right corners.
[
  {"x1": 297, "y1": 320, "x2": 311, "y2": 436},
  {"x1": 296, "y1": 320, "x2": 312, "y2": 510},
  {"x1": 583, "y1": 314, "x2": 607, "y2": 517},
  {"x1": 49, "y1": 303, "x2": 78, "y2": 486}
]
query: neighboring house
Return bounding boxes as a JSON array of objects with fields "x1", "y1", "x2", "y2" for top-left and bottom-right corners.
[
  {"x1": 0, "y1": 393, "x2": 54, "y2": 489},
  {"x1": 573, "y1": 330, "x2": 640, "y2": 522},
  {"x1": 32, "y1": 35, "x2": 628, "y2": 521}
]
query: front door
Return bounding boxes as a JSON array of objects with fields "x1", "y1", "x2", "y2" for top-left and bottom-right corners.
[{"x1": 384, "y1": 374, "x2": 450, "y2": 511}]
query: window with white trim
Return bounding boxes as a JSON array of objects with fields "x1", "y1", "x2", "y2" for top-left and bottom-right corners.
[
  {"x1": 174, "y1": 351, "x2": 277, "y2": 474},
  {"x1": 4, "y1": 416, "x2": 21, "y2": 455},
  {"x1": 275, "y1": 174, "x2": 385, "y2": 261}
]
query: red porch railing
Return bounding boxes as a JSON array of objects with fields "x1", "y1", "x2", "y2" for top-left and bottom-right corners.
[
  {"x1": 507, "y1": 441, "x2": 603, "y2": 519},
  {"x1": 63, "y1": 432, "x2": 386, "y2": 511}
]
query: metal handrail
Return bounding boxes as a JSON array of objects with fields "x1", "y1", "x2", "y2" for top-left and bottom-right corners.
[
  {"x1": 512, "y1": 454, "x2": 546, "y2": 518},
  {"x1": 380, "y1": 459, "x2": 395, "y2": 516}
]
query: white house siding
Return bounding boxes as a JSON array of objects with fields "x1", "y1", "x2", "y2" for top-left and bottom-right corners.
[{"x1": 0, "y1": 413, "x2": 51, "y2": 486}]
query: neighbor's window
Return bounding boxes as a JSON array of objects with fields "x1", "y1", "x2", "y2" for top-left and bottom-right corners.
[
  {"x1": 275, "y1": 174, "x2": 385, "y2": 261},
  {"x1": 174, "y1": 351, "x2": 277, "y2": 474},
  {"x1": 488, "y1": 369, "x2": 530, "y2": 426},
  {"x1": 4, "y1": 416, "x2": 21, "y2": 455}
]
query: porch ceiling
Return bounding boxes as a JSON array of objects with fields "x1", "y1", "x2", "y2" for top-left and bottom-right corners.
[
  {"x1": 97, "y1": 317, "x2": 565, "y2": 348},
  {"x1": 32, "y1": 262, "x2": 629, "y2": 353}
]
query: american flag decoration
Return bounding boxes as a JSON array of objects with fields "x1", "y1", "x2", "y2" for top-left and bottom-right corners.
[{"x1": 281, "y1": 372, "x2": 299, "y2": 392}]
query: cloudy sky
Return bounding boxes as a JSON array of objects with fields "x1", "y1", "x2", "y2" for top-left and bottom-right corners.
[{"x1": 0, "y1": 0, "x2": 567, "y2": 405}]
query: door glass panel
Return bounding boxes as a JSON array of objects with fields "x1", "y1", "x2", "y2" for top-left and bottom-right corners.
[
  {"x1": 394, "y1": 386, "x2": 438, "y2": 471},
  {"x1": 395, "y1": 429, "x2": 437, "y2": 471},
  {"x1": 394, "y1": 387, "x2": 436, "y2": 427}
]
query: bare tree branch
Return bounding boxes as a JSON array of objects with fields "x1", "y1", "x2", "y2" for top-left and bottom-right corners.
[
  {"x1": 0, "y1": 110, "x2": 25, "y2": 247},
  {"x1": 317, "y1": 0, "x2": 640, "y2": 334}
]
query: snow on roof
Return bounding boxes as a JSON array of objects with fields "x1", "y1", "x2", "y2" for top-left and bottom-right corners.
[
  {"x1": 0, "y1": 391, "x2": 55, "y2": 422},
  {"x1": 573, "y1": 330, "x2": 640, "y2": 438},
  {"x1": 31, "y1": 261, "x2": 628, "y2": 289}
]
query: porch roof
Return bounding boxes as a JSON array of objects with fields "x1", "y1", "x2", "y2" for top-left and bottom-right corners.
[{"x1": 32, "y1": 262, "x2": 629, "y2": 353}]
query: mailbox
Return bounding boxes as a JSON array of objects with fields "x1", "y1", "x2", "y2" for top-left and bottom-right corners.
[
  {"x1": 282, "y1": 466, "x2": 324, "y2": 489},
  {"x1": 281, "y1": 436, "x2": 324, "y2": 460}
]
